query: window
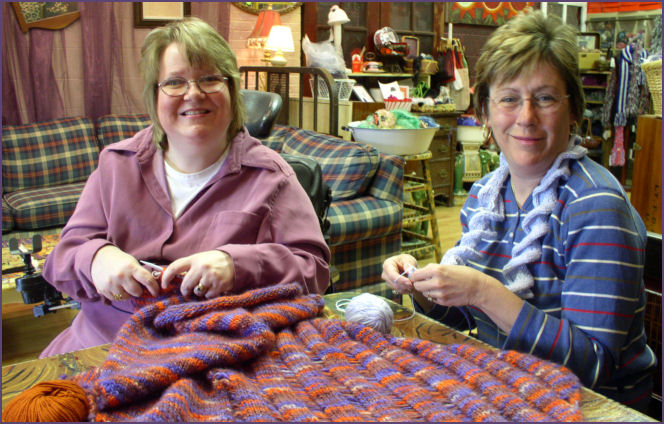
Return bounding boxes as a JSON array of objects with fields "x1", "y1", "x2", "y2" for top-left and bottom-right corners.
[{"x1": 542, "y1": 2, "x2": 588, "y2": 30}]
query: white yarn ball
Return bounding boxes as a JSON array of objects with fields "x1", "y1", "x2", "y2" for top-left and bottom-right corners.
[{"x1": 344, "y1": 293, "x2": 394, "y2": 334}]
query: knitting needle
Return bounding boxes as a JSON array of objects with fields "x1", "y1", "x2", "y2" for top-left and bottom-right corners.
[
  {"x1": 140, "y1": 260, "x2": 188, "y2": 279},
  {"x1": 140, "y1": 260, "x2": 163, "y2": 272},
  {"x1": 140, "y1": 260, "x2": 164, "y2": 278}
]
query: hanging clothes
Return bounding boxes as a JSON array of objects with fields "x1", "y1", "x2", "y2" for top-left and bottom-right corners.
[{"x1": 603, "y1": 43, "x2": 648, "y2": 127}]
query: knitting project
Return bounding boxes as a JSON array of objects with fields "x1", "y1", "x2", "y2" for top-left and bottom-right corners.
[
  {"x1": 64, "y1": 282, "x2": 583, "y2": 422},
  {"x1": 441, "y1": 136, "x2": 586, "y2": 298}
]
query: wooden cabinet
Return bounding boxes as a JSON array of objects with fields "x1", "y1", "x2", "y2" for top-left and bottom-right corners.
[
  {"x1": 631, "y1": 115, "x2": 662, "y2": 234},
  {"x1": 412, "y1": 112, "x2": 460, "y2": 206}
]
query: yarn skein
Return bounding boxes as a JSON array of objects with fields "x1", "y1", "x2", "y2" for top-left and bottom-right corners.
[
  {"x1": 343, "y1": 292, "x2": 394, "y2": 334},
  {"x1": 2, "y1": 380, "x2": 89, "y2": 422}
]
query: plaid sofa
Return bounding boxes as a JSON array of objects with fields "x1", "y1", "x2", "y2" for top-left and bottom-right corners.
[
  {"x1": 2, "y1": 116, "x2": 403, "y2": 297},
  {"x1": 2, "y1": 115, "x2": 152, "y2": 232},
  {"x1": 264, "y1": 125, "x2": 404, "y2": 297}
]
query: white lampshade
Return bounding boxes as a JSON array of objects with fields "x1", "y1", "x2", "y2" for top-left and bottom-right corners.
[
  {"x1": 327, "y1": 5, "x2": 350, "y2": 25},
  {"x1": 264, "y1": 25, "x2": 294, "y2": 66}
]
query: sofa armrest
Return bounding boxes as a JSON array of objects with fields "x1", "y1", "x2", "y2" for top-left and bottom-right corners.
[
  {"x1": 328, "y1": 197, "x2": 402, "y2": 245},
  {"x1": 368, "y1": 153, "x2": 404, "y2": 204}
]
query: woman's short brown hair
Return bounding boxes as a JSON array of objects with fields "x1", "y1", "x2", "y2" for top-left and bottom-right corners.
[
  {"x1": 140, "y1": 17, "x2": 246, "y2": 149},
  {"x1": 473, "y1": 8, "x2": 585, "y2": 124}
]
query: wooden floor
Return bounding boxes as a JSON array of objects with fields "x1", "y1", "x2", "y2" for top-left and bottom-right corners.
[{"x1": 435, "y1": 200, "x2": 464, "y2": 254}]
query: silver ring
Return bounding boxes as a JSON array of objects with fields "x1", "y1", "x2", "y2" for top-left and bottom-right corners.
[{"x1": 427, "y1": 296, "x2": 434, "y2": 303}]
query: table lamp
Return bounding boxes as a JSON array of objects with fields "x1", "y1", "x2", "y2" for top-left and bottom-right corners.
[
  {"x1": 264, "y1": 25, "x2": 294, "y2": 66},
  {"x1": 246, "y1": 7, "x2": 281, "y2": 49}
]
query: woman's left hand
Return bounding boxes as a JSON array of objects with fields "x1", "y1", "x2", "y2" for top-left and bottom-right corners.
[
  {"x1": 411, "y1": 263, "x2": 523, "y2": 334},
  {"x1": 160, "y1": 250, "x2": 235, "y2": 299}
]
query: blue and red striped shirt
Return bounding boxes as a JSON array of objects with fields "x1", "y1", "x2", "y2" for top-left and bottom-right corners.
[{"x1": 441, "y1": 155, "x2": 655, "y2": 409}]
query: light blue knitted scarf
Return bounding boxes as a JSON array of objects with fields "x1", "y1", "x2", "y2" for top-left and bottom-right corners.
[{"x1": 441, "y1": 136, "x2": 586, "y2": 298}]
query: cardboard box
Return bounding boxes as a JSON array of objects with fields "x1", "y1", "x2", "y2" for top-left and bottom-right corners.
[{"x1": 579, "y1": 52, "x2": 601, "y2": 70}]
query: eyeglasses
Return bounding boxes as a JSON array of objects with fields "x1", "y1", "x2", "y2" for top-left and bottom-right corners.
[
  {"x1": 489, "y1": 93, "x2": 570, "y2": 114},
  {"x1": 158, "y1": 74, "x2": 228, "y2": 97}
]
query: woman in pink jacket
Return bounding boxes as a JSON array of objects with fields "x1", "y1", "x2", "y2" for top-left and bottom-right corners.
[{"x1": 41, "y1": 18, "x2": 330, "y2": 357}]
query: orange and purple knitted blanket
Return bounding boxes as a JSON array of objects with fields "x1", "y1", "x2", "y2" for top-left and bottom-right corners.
[{"x1": 59, "y1": 283, "x2": 583, "y2": 421}]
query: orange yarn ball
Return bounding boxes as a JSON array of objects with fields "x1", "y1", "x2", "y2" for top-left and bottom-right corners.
[{"x1": 2, "y1": 380, "x2": 89, "y2": 422}]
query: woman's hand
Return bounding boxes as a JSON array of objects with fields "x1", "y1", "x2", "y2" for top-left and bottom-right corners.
[
  {"x1": 412, "y1": 264, "x2": 486, "y2": 306},
  {"x1": 91, "y1": 245, "x2": 160, "y2": 301},
  {"x1": 411, "y1": 263, "x2": 523, "y2": 333},
  {"x1": 161, "y1": 250, "x2": 235, "y2": 299},
  {"x1": 382, "y1": 254, "x2": 418, "y2": 294}
]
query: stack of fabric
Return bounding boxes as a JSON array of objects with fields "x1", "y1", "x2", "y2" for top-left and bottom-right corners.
[{"x1": 4, "y1": 282, "x2": 584, "y2": 422}]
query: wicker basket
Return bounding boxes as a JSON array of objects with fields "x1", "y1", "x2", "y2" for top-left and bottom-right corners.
[
  {"x1": 384, "y1": 99, "x2": 412, "y2": 112},
  {"x1": 642, "y1": 60, "x2": 662, "y2": 115},
  {"x1": 309, "y1": 78, "x2": 356, "y2": 101}
]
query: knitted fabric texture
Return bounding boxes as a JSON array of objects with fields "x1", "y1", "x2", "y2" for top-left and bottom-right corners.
[
  {"x1": 68, "y1": 282, "x2": 583, "y2": 422},
  {"x1": 441, "y1": 137, "x2": 586, "y2": 298}
]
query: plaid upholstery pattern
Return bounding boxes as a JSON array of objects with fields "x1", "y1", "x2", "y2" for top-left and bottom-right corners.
[
  {"x1": 2, "y1": 198, "x2": 13, "y2": 233},
  {"x1": 329, "y1": 231, "x2": 401, "y2": 298},
  {"x1": 278, "y1": 126, "x2": 381, "y2": 201},
  {"x1": 95, "y1": 114, "x2": 151, "y2": 148},
  {"x1": 2, "y1": 117, "x2": 98, "y2": 193},
  {"x1": 258, "y1": 126, "x2": 285, "y2": 151},
  {"x1": 328, "y1": 198, "x2": 401, "y2": 244},
  {"x1": 4, "y1": 182, "x2": 86, "y2": 230},
  {"x1": 369, "y1": 153, "x2": 404, "y2": 204}
]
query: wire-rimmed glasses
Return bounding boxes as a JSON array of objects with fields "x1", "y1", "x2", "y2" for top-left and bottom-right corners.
[
  {"x1": 158, "y1": 75, "x2": 228, "y2": 97},
  {"x1": 489, "y1": 93, "x2": 570, "y2": 114}
]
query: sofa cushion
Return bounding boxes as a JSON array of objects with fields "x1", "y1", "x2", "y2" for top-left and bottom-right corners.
[
  {"x1": 278, "y1": 126, "x2": 380, "y2": 201},
  {"x1": 3, "y1": 183, "x2": 86, "y2": 230},
  {"x1": 95, "y1": 114, "x2": 152, "y2": 148},
  {"x1": 2, "y1": 117, "x2": 98, "y2": 193},
  {"x1": 2, "y1": 198, "x2": 14, "y2": 233}
]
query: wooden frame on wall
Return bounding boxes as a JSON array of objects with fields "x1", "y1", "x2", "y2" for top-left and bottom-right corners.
[
  {"x1": 401, "y1": 35, "x2": 419, "y2": 59},
  {"x1": 133, "y1": 2, "x2": 191, "y2": 28},
  {"x1": 11, "y1": 2, "x2": 80, "y2": 33}
]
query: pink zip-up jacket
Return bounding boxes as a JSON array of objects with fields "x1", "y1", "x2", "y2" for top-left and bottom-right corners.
[{"x1": 40, "y1": 126, "x2": 330, "y2": 357}]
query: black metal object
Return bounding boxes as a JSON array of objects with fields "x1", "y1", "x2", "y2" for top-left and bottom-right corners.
[
  {"x1": 238, "y1": 66, "x2": 339, "y2": 137},
  {"x1": 9, "y1": 235, "x2": 80, "y2": 317}
]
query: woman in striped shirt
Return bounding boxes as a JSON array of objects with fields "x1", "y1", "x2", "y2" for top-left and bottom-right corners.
[{"x1": 383, "y1": 8, "x2": 655, "y2": 412}]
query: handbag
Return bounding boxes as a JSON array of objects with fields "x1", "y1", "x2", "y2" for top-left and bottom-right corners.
[
  {"x1": 580, "y1": 117, "x2": 602, "y2": 149},
  {"x1": 447, "y1": 41, "x2": 470, "y2": 111}
]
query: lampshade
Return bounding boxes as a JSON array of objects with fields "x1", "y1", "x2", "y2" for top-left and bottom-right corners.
[
  {"x1": 328, "y1": 5, "x2": 350, "y2": 25},
  {"x1": 264, "y1": 25, "x2": 294, "y2": 66},
  {"x1": 247, "y1": 9, "x2": 281, "y2": 48}
]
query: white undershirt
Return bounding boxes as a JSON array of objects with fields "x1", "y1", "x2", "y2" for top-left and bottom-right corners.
[{"x1": 164, "y1": 151, "x2": 228, "y2": 218}]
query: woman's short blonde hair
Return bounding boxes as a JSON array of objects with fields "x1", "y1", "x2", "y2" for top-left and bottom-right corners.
[
  {"x1": 473, "y1": 9, "x2": 585, "y2": 124},
  {"x1": 140, "y1": 17, "x2": 246, "y2": 149}
]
